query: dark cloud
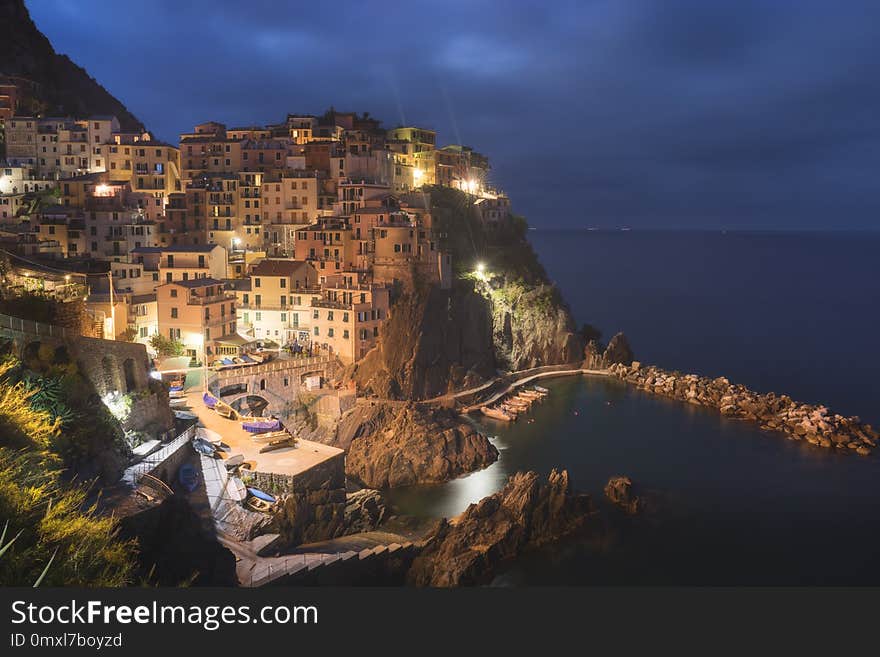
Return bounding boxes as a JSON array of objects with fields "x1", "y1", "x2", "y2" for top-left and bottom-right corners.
[{"x1": 26, "y1": 0, "x2": 880, "y2": 229}]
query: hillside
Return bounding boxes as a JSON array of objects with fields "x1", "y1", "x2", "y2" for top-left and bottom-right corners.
[
  {"x1": 0, "y1": 0, "x2": 144, "y2": 132},
  {"x1": 346, "y1": 187, "x2": 584, "y2": 399}
]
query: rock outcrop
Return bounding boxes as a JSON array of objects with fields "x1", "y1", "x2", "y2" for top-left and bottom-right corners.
[
  {"x1": 609, "y1": 362, "x2": 877, "y2": 455},
  {"x1": 337, "y1": 402, "x2": 499, "y2": 488},
  {"x1": 583, "y1": 332, "x2": 634, "y2": 369},
  {"x1": 346, "y1": 283, "x2": 495, "y2": 400},
  {"x1": 484, "y1": 277, "x2": 583, "y2": 371},
  {"x1": 604, "y1": 476, "x2": 642, "y2": 514},
  {"x1": 407, "y1": 470, "x2": 592, "y2": 586},
  {"x1": 344, "y1": 488, "x2": 388, "y2": 533}
]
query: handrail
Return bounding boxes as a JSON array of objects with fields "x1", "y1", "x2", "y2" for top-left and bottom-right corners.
[
  {"x1": 0, "y1": 312, "x2": 70, "y2": 339},
  {"x1": 121, "y1": 424, "x2": 196, "y2": 486}
]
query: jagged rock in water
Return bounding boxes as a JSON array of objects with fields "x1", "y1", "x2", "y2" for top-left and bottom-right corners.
[
  {"x1": 603, "y1": 332, "x2": 635, "y2": 366},
  {"x1": 583, "y1": 338, "x2": 605, "y2": 369},
  {"x1": 407, "y1": 470, "x2": 592, "y2": 586},
  {"x1": 337, "y1": 401, "x2": 498, "y2": 489},
  {"x1": 344, "y1": 489, "x2": 388, "y2": 533},
  {"x1": 604, "y1": 476, "x2": 642, "y2": 514}
]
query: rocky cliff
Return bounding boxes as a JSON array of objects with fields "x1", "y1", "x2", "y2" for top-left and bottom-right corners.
[
  {"x1": 407, "y1": 470, "x2": 593, "y2": 586},
  {"x1": 334, "y1": 401, "x2": 498, "y2": 488},
  {"x1": 347, "y1": 186, "x2": 583, "y2": 399},
  {"x1": 346, "y1": 282, "x2": 495, "y2": 399},
  {"x1": 0, "y1": 0, "x2": 144, "y2": 132}
]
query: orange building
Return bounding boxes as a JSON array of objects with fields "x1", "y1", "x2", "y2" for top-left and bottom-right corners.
[{"x1": 156, "y1": 278, "x2": 237, "y2": 363}]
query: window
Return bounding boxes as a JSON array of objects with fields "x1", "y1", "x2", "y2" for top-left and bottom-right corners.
[
  {"x1": 313, "y1": 310, "x2": 319, "y2": 319},
  {"x1": 139, "y1": 327, "x2": 148, "y2": 338},
  {"x1": 313, "y1": 326, "x2": 319, "y2": 336},
  {"x1": 328, "y1": 311, "x2": 334, "y2": 321},
  {"x1": 328, "y1": 328, "x2": 334, "y2": 337},
  {"x1": 255, "y1": 312, "x2": 261, "y2": 321},
  {"x1": 170, "y1": 308, "x2": 178, "y2": 319},
  {"x1": 254, "y1": 278, "x2": 261, "y2": 288},
  {"x1": 281, "y1": 313, "x2": 287, "y2": 322},
  {"x1": 170, "y1": 289, "x2": 177, "y2": 298},
  {"x1": 280, "y1": 279, "x2": 286, "y2": 288},
  {"x1": 343, "y1": 330, "x2": 349, "y2": 339}
]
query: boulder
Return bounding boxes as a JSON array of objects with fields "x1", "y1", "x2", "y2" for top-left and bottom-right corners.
[{"x1": 603, "y1": 476, "x2": 642, "y2": 514}]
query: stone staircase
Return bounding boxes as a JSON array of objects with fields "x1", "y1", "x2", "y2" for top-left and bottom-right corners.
[
  {"x1": 242, "y1": 539, "x2": 419, "y2": 587},
  {"x1": 227, "y1": 531, "x2": 422, "y2": 587}
]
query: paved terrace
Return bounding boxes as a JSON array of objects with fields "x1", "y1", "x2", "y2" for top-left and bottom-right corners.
[{"x1": 183, "y1": 390, "x2": 342, "y2": 477}]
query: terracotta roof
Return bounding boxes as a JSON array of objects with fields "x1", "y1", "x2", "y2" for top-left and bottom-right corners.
[{"x1": 249, "y1": 259, "x2": 313, "y2": 277}]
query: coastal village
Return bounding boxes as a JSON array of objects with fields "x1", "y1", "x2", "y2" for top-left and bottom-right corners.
[
  {"x1": 2, "y1": 30, "x2": 878, "y2": 587},
  {"x1": 0, "y1": 84, "x2": 552, "y2": 585}
]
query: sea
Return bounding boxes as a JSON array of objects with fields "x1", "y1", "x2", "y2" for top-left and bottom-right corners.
[{"x1": 386, "y1": 230, "x2": 880, "y2": 585}]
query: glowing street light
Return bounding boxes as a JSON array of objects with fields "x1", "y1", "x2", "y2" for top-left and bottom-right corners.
[
  {"x1": 413, "y1": 168, "x2": 424, "y2": 185},
  {"x1": 476, "y1": 262, "x2": 486, "y2": 274}
]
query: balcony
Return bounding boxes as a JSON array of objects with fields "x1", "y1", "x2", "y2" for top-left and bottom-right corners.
[{"x1": 188, "y1": 292, "x2": 235, "y2": 305}]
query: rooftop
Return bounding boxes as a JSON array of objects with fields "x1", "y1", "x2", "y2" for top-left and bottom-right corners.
[
  {"x1": 161, "y1": 277, "x2": 226, "y2": 289},
  {"x1": 250, "y1": 258, "x2": 314, "y2": 278}
]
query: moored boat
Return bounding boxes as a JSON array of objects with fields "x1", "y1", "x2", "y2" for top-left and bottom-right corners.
[{"x1": 482, "y1": 405, "x2": 515, "y2": 421}]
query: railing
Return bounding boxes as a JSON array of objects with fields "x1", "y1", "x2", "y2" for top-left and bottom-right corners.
[
  {"x1": 121, "y1": 424, "x2": 196, "y2": 487},
  {"x1": 0, "y1": 313, "x2": 70, "y2": 338},
  {"x1": 188, "y1": 293, "x2": 235, "y2": 305},
  {"x1": 214, "y1": 355, "x2": 331, "y2": 378}
]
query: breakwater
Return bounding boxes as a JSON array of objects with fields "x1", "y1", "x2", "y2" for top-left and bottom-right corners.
[{"x1": 608, "y1": 362, "x2": 877, "y2": 455}]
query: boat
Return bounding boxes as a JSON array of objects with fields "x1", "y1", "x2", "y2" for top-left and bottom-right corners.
[
  {"x1": 251, "y1": 429, "x2": 291, "y2": 443},
  {"x1": 259, "y1": 437, "x2": 295, "y2": 453},
  {"x1": 242, "y1": 418, "x2": 281, "y2": 434},
  {"x1": 197, "y1": 427, "x2": 223, "y2": 444},
  {"x1": 203, "y1": 392, "x2": 219, "y2": 409},
  {"x1": 214, "y1": 399, "x2": 237, "y2": 419},
  {"x1": 518, "y1": 390, "x2": 544, "y2": 400},
  {"x1": 173, "y1": 410, "x2": 198, "y2": 421},
  {"x1": 178, "y1": 463, "x2": 200, "y2": 492},
  {"x1": 224, "y1": 454, "x2": 245, "y2": 469},
  {"x1": 482, "y1": 406, "x2": 515, "y2": 421},
  {"x1": 192, "y1": 437, "x2": 216, "y2": 456},
  {"x1": 534, "y1": 385, "x2": 549, "y2": 394},
  {"x1": 247, "y1": 487, "x2": 276, "y2": 503}
]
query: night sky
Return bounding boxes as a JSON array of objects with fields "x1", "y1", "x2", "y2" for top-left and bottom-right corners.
[{"x1": 26, "y1": 0, "x2": 880, "y2": 230}]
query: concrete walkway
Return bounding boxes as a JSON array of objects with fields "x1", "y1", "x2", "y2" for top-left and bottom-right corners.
[{"x1": 459, "y1": 367, "x2": 609, "y2": 414}]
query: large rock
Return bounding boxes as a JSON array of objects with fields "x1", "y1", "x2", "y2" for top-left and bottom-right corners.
[
  {"x1": 339, "y1": 402, "x2": 498, "y2": 489},
  {"x1": 603, "y1": 476, "x2": 642, "y2": 514},
  {"x1": 602, "y1": 332, "x2": 635, "y2": 366},
  {"x1": 344, "y1": 488, "x2": 388, "y2": 533},
  {"x1": 407, "y1": 470, "x2": 592, "y2": 586}
]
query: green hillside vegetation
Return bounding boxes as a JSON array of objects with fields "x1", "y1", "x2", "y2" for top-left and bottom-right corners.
[{"x1": 0, "y1": 350, "x2": 135, "y2": 586}]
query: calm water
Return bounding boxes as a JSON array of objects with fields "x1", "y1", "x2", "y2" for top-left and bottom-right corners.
[{"x1": 386, "y1": 231, "x2": 880, "y2": 584}]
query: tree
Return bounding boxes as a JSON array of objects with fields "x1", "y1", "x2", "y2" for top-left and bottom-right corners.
[
  {"x1": 149, "y1": 334, "x2": 184, "y2": 357},
  {"x1": 120, "y1": 327, "x2": 138, "y2": 342}
]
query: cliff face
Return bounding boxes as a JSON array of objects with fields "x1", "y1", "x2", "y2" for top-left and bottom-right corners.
[
  {"x1": 482, "y1": 277, "x2": 582, "y2": 370},
  {"x1": 0, "y1": 0, "x2": 144, "y2": 131},
  {"x1": 347, "y1": 187, "x2": 583, "y2": 400},
  {"x1": 347, "y1": 282, "x2": 495, "y2": 399},
  {"x1": 334, "y1": 401, "x2": 498, "y2": 489},
  {"x1": 407, "y1": 470, "x2": 593, "y2": 586}
]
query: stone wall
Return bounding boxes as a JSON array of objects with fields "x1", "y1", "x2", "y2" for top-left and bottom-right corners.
[{"x1": 245, "y1": 452, "x2": 347, "y2": 548}]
